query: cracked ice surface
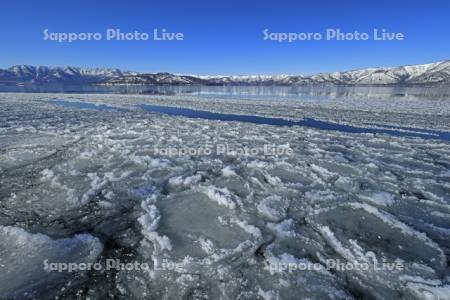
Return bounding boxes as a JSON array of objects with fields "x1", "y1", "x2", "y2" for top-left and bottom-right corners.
[{"x1": 0, "y1": 93, "x2": 449, "y2": 299}]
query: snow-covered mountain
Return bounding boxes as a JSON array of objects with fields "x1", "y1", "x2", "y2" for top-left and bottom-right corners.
[
  {"x1": 198, "y1": 61, "x2": 450, "y2": 86},
  {"x1": 0, "y1": 65, "x2": 136, "y2": 84},
  {"x1": 1, "y1": 61, "x2": 449, "y2": 85},
  {"x1": 305, "y1": 61, "x2": 450, "y2": 85},
  {"x1": 103, "y1": 72, "x2": 206, "y2": 85}
]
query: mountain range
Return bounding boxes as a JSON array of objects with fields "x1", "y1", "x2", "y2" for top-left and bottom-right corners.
[
  {"x1": 0, "y1": 66, "x2": 137, "y2": 85},
  {"x1": 0, "y1": 61, "x2": 449, "y2": 86}
]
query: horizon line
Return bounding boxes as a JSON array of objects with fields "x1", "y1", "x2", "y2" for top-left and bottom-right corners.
[{"x1": 1, "y1": 59, "x2": 448, "y2": 77}]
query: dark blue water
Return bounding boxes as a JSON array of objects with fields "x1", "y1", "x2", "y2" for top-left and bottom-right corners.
[
  {"x1": 49, "y1": 100, "x2": 450, "y2": 141},
  {"x1": 140, "y1": 104, "x2": 450, "y2": 141},
  {"x1": 5, "y1": 84, "x2": 450, "y2": 101}
]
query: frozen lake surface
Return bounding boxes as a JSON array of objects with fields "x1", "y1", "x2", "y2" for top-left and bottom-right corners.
[
  {"x1": 0, "y1": 92, "x2": 449, "y2": 299},
  {"x1": 50, "y1": 100, "x2": 450, "y2": 141},
  {"x1": 137, "y1": 104, "x2": 450, "y2": 141}
]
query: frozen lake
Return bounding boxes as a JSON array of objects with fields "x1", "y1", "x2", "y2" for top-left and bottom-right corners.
[
  {"x1": 1, "y1": 92, "x2": 449, "y2": 299},
  {"x1": 50, "y1": 100, "x2": 450, "y2": 141}
]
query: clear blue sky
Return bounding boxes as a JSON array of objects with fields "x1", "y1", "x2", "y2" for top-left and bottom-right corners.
[{"x1": 0, "y1": 0, "x2": 449, "y2": 75}]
